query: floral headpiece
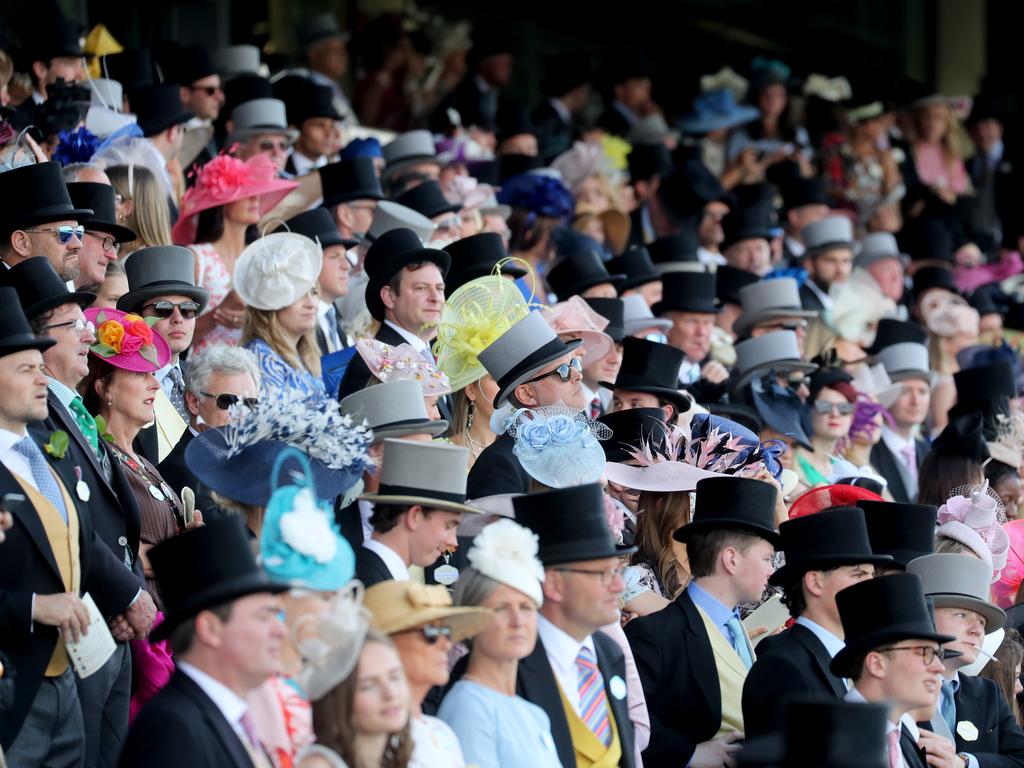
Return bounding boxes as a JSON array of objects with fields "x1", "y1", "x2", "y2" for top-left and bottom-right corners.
[
  {"x1": 53, "y1": 127, "x2": 101, "y2": 166},
  {"x1": 355, "y1": 339, "x2": 451, "y2": 396},
  {"x1": 467, "y1": 519, "x2": 545, "y2": 606},
  {"x1": 987, "y1": 412, "x2": 1024, "y2": 469},
  {"x1": 508, "y1": 406, "x2": 612, "y2": 489},
  {"x1": 84, "y1": 307, "x2": 170, "y2": 372},
  {"x1": 937, "y1": 483, "x2": 1011, "y2": 581},
  {"x1": 294, "y1": 584, "x2": 372, "y2": 701}
]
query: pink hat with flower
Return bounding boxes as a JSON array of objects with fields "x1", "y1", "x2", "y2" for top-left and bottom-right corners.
[
  {"x1": 172, "y1": 154, "x2": 298, "y2": 246},
  {"x1": 85, "y1": 307, "x2": 171, "y2": 372},
  {"x1": 936, "y1": 487, "x2": 1011, "y2": 582},
  {"x1": 355, "y1": 339, "x2": 451, "y2": 396}
]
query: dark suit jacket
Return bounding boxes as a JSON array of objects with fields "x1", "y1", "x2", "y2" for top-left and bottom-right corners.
[
  {"x1": 919, "y1": 675, "x2": 1024, "y2": 767},
  {"x1": 156, "y1": 430, "x2": 224, "y2": 523},
  {"x1": 335, "y1": 499, "x2": 363, "y2": 551},
  {"x1": 466, "y1": 433, "x2": 530, "y2": 498},
  {"x1": 624, "y1": 590, "x2": 720, "y2": 767},
  {"x1": 902, "y1": 724, "x2": 929, "y2": 768},
  {"x1": 597, "y1": 104, "x2": 633, "y2": 139},
  {"x1": 515, "y1": 631, "x2": 635, "y2": 768},
  {"x1": 869, "y1": 437, "x2": 929, "y2": 503},
  {"x1": 337, "y1": 323, "x2": 407, "y2": 400},
  {"x1": 119, "y1": 670, "x2": 255, "y2": 768},
  {"x1": 315, "y1": 309, "x2": 349, "y2": 357},
  {"x1": 798, "y1": 281, "x2": 828, "y2": 313},
  {"x1": 532, "y1": 100, "x2": 574, "y2": 163},
  {"x1": 742, "y1": 622, "x2": 846, "y2": 737},
  {"x1": 626, "y1": 207, "x2": 647, "y2": 249},
  {"x1": 134, "y1": 424, "x2": 160, "y2": 467},
  {"x1": 354, "y1": 546, "x2": 393, "y2": 587}
]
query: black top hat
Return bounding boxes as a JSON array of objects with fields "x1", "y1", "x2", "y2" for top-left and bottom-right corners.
[
  {"x1": 657, "y1": 160, "x2": 726, "y2": 225},
  {"x1": 442, "y1": 233, "x2": 526, "y2": 297},
  {"x1": 722, "y1": 203, "x2": 774, "y2": 251},
  {"x1": 1, "y1": 257, "x2": 94, "y2": 319},
  {"x1": 104, "y1": 50, "x2": 155, "y2": 92},
  {"x1": 865, "y1": 318, "x2": 927, "y2": 356},
  {"x1": 0, "y1": 287, "x2": 56, "y2": 356},
  {"x1": 780, "y1": 176, "x2": 828, "y2": 212},
  {"x1": 930, "y1": 412, "x2": 990, "y2": 462},
  {"x1": 831, "y1": 573, "x2": 954, "y2": 678},
  {"x1": 363, "y1": 228, "x2": 450, "y2": 322},
  {"x1": 496, "y1": 105, "x2": 538, "y2": 144},
  {"x1": 319, "y1": 157, "x2": 385, "y2": 208},
  {"x1": 857, "y1": 500, "x2": 937, "y2": 569},
  {"x1": 953, "y1": 360, "x2": 1016, "y2": 405},
  {"x1": 628, "y1": 143, "x2": 674, "y2": 183},
  {"x1": 653, "y1": 271, "x2": 720, "y2": 315},
  {"x1": 674, "y1": 476, "x2": 781, "y2": 545},
  {"x1": 395, "y1": 180, "x2": 461, "y2": 220},
  {"x1": 274, "y1": 76, "x2": 342, "y2": 124},
  {"x1": 601, "y1": 337, "x2": 691, "y2": 412},
  {"x1": 223, "y1": 74, "x2": 273, "y2": 116},
  {"x1": 912, "y1": 265, "x2": 958, "y2": 299},
  {"x1": 597, "y1": 407, "x2": 667, "y2": 463},
  {"x1": 584, "y1": 298, "x2": 625, "y2": 342},
  {"x1": 498, "y1": 154, "x2": 544, "y2": 183},
  {"x1": 547, "y1": 242, "x2": 625, "y2": 301},
  {"x1": 539, "y1": 55, "x2": 592, "y2": 98},
  {"x1": 769, "y1": 507, "x2": 893, "y2": 585},
  {"x1": 0, "y1": 161, "x2": 93, "y2": 237},
  {"x1": 606, "y1": 246, "x2": 660, "y2": 292},
  {"x1": 514, "y1": 483, "x2": 635, "y2": 565},
  {"x1": 116, "y1": 246, "x2": 211, "y2": 313},
  {"x1": 66, "y1": 182, "x2": 137, "y2": 244},
  {"x1": 149, "y1": 516, "x2": 288, "y2": 641},
  {"x1": 967, "y1": 288, "x2": 1005, "y2": 317},
  {"x1": 278, "y1": 208, "x2": 354, "y2": 249},
  {"x1": 131, "y1": 84, "x2": 195, "y2": 137},
  {"x1": 716, "y1": 265, "x2": 760, "y2": 307},
  {"x1": 26, "y1": 14, "x2": 88, "y2": 61},
  {"x1": 646, "y1": 231, "x2": 700, "y2": 267},
  {"x1": 167, "y1": 46, "x2": 217, "y2": 86}
]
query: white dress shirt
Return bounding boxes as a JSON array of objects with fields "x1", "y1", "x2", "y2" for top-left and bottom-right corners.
[
  {"x1": 358, "y1": 498, "x2": 375, "y2": 543},
  {"x1": 317, "y1": 299, "x2": 342, "y2": 353},
  {"x1": 383, "y1": 320, "x2": 430, "y2": 355},
  {"x1": 537, "y1": 613, "x2": 598, "y2": 719},
  {"x1": 288, "y1": 149, "x2": 326, "y2": 177},
  {"x1": 0, "y1": 427, "x2": 38, "y2": 492},
  {"x1": 362, "y1": 538, "x2": 410, "y2": 581},
  {"x1": 881, "y1": 427, "x2": 917, "y2": 471},
  {"x1": 155, "y1": 360, "x2": 184, "y2": 403},
  {"x1": 177, "y1": 661, "x2": 250, "y2": 744}
]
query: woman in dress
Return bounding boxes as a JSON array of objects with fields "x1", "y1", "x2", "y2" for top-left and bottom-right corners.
[
  {"x1": 793, "y1": 370, "x2": 858, "y2": 489},
  {"x1": 106, "y1": 164, "x2": 174, "y2": 254},
  {"x1": 439, "y1": 520, "x2": 562, "y2": 768},
  {"x1": 171, "y1": 154, "x2": 297, "y2": 351}
]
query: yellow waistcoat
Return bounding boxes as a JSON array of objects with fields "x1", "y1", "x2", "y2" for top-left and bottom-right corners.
[
  {"x1": 557, "y1": 679, "x2": 623, "y2": 768},
  {"x1": 694, "y1": 605, "x2": 753, "y2": 737},
  {"x1": 11, "y1": 471, "x2": 80, "y2": 677},
  {"x1": 152, "y1": 389, "x2": 187, "y2": 463}
]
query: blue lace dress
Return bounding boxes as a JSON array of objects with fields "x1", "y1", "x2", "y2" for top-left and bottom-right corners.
[{"x1": 244, "y1": 338, "x2": 326, "y2": 399}]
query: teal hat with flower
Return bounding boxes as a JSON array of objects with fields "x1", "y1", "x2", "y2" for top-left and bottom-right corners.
[{"x1": 84, "y1": 306, "x2": 170, "y2": 372}]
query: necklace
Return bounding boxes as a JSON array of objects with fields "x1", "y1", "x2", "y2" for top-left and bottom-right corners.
[
  {"x1": 463, "y1": 428, "x2": 491, "y2": 459},
  {"x1": 110, "y1": 444, "x2": 179, "y2": 512}
]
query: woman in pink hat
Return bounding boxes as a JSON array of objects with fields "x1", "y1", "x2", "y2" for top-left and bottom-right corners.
[{"x1": 172, "y1": 154, "x2": 297, "y2": 351}]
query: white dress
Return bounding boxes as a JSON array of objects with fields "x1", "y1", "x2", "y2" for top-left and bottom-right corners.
[
  {"x1": 409, "y1": 714, "x2": 466, "y2": 768},
  {"x1": 296, "y1": 744, "x2": 348, "y2": 768}
]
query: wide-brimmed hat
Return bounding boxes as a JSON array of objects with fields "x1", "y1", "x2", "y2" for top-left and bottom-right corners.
[
  {"x1": 361, "y1": 439, "x2": 480, "y2": 515},
  {"x1": 600, "y1": 337, "x2": 691, "y2": 412},
  {"x1": 382, "y1": 130, "x2": 440, "y2": 183},
  {"x1": 606, "y1": 246, "x2": 660, "y2": 293},
  {"x1": 66, "y1": 182, "x2": 137, "y2": 244},
  {"x1": 855, "y1": 232, "x2": 908, "y2": 270},
  {"x1": 0, "y1": 161, "x2": 93, "y2": 236},
  {"x1": 226, "y1": 98, "x2": 298, "y2": 145},
  {"x1": 233, "y1": 233, "x2": 323, "y2": 312},
  {"x1": 116, "y1": 246, "x2": 210, "y2": 313},
  {"x1": 130, "y1": 84, "x2": 194, "y2": 137},
  {"x1": 363, "y1": 228, "x2": 450, "y2": 321},
  {"x1": 395, "y1": 180, "x2": 461, "y2": 220},
  {"x1": 172, "y1": 154, "x2": 298, "y2": 245},
  {"x1": 679, "y1": 89, "x2": 760, "y2": 135},
  {"x1": 831, "y1": 573, "x2": 955, "y2": 678},
  {"x1": 604, "y1": 460, "x2": 719, "y2": 494},
  {"x1": 733, "y1": 330, "x2": 818, "y2": 392},
  {"x1": 802, "y1": 216, "x2": 856, "y2": 255},
  {"x1": 857, "y1": 499, "x2": 937, "y2": 569},
  {"x1": 479, "y1": 311, "x2": 584, "y2": 408},
  {"x1": 674, "y1": 476, "x2": 781, "y2": 546},
  {"x1": 0, "y1": 288, "x2": 57, "y2": 357},
  {"x1": 733, "y1": 277, "x2": 818, "y2": 338},
  {"x1": 2, "y1": 257, "x2": 94, "y2": 319},
  {"x1": 319, "y1": 157, "x2": 385, "y2": 209},
  {"x1": 908, "y1": 553, "x2": 1006, "y2": 630},
  {"x1": 84, "y1": 307, "x2": 170, "y2": 372},
  {"x1": 355, "y1": 340, "x2": 451, "y2": 396},
  {"x1": 546, "y1": 242, "x2": 626, "y2": 301},
  {"x1": 365, "y1": 581, "x2": 493, "y2": 642},
  {"x1": 621, "y1": 294, "x2": 672, "y2": 336},
  {"x1": 770, "y1": 507, "x2": 893, "y2": 585},
  {"x1": 278, "y1": 207, "x2": 354, "y2": 249},
  {"x1": 866, "y1": 318, "x2": 927, "y2": 356},
  {"x1": 150, "y1": 516, "x2": 288, "y2": 641},
  {"x1": 647, "y1": 231, "x2": 700, "y2": 274},
  {"x1": 584, "y1": 298, "x2": 625, "y2": 343},
  {"x1": 340, "y1": 379, "x2": 447, "y2": 441},
  {"x1": 653, "y1": 271, "x2": 720, "y2": 315},
  {"x1": 597, "y1": 407, "x2": 667, "y2": 463},
  {"x1": 787, "y1": 484, "x2": 885, "y2": 519},
  {"x1": 850, "y1": 363, "x2": 903, "y2": 409},
  {"x1": 442, "y1": 233, "x2": 526, "y2": 297},
  {"x1": 515, "y1": 483, "x2": 635, "y2": 564},
  {"x1": 542, "y1": 297, "x2": 613, "y2": 367}
]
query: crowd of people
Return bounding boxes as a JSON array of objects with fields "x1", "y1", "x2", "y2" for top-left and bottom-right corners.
[{"x1": 3, "y1": 5, "x2": 1024, "y2": 768}]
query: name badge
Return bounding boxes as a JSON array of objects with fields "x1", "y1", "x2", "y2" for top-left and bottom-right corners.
[
  {"x1": 957, "y1": 721, "x2": 979, "y2": 741},
  {"x1": 609, "y1": 674, "x2": 627, "y2": 701},
  {"x1": 76, "y1": 481, "x2": 91, "y2": 502}
]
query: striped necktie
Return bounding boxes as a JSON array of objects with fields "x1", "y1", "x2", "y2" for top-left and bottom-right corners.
[{"x1": 576, "y1": 646, "x2": 612, "y2": 746}]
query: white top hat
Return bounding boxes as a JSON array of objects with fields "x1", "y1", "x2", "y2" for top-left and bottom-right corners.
[
  {"x1": 360, "y1": 438, "x2": 480, "y2": 515},
  {"x1": 733, "y1": 330, "x2": 818, "y2": 391},
  {"x1": 733, "y1": 277, "x2": 818, "y2": 338},
  {"x1": 382, "y1": 130, "x2": 439, "y2": 181},
  {"x1": 212, "y1": 45, "x2": 262, "y2": 77},
  {"x1": 88, "y1": 78, "x2": 123, "y2": 110},
  {"x1": 856, "y1": 232, "x2": 907, "y2": 269}
]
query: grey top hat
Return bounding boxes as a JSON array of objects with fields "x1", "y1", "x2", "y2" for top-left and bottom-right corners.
[
  {"x1": 382, "y1": 130, "x2": 439, "y2": 182},
  {"x1": 228, "y1": 98, "x2": 298, "y2": 144},
  {"x1": 621, "y1": 294, "x2": 672, "y2": 336},
  {"x1": 733, "y1": 330, "x2": 818, "y2": 391},
  {"x1": 298, "y1": 12, "x2": 348, "y2": 50},
  {"x1": 733, "y1": 277, "x2": 818, "y2": 338},
  {"x1": 802, "y1": 215, "x2": 856, "y2": 254},
  {"x1": 855, "y1": 232, "x2": 908, "y2": 270},
  {"x1": 907, "y1": 553, "x2": 1006, "y2": 631},
  {"x1": 479, "y1": 310, "x2": 583, "y2": 408},
  {"x1": 116, "y1": 246, "x2": 211, "y2": 313},
  {"x1": 88, "y1": 78, "x2": 123, "y2": 110},
  {"x1": 340, "y1": 379, "x2": 448, "y2": 441},
  {"x1": 874, "y1": 341, "x2": 932, "y2": 383},
  {"x1": 360, "y1": 438, "x2": 480, "y2": 515},
  {"x1": 366, "y1": 200, "x2": 436, "y2": 244},
  {"x1": 212, "y1": 45, "x2": 262, "y2": 77}
]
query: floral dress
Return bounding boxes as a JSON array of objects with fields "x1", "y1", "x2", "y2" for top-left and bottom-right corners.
[
  {"x1": 190, "y1": 242, "x2": 241, "y2": 352},
  {"x1": 622, "y1": 558, "x2": 668, "y2": 604},
  {"x1": 244, "y1": 338, "x2": 326, "y2": 399}
]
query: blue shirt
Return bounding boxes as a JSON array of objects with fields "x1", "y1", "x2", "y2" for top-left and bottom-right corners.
[{"x1": 687, "y1": 581, "x2": 741, "y2": 646}]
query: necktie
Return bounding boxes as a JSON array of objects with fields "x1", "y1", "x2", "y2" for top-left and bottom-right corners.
[
  {"x1": 900, "y1": 443, "x2": 919, "y2": 484},
  {"x1": 589, "y1": 396, "x2": 602, "y2": 420},
  {"x1": 419, "y1": 344, "x2": 435, "y2": 365},
  {"x1": 13, "y1": 436, "x2": 68, "y2": 523},
  {"x1": 239, "y1": 711, "x2": 273, "y2": 768},
  {"x1": 940, "y1": 679, "x2": 957, "y2": 733},
  {"x1": 887, "y1": 728, "x2": 901, "y2": 768},
  {"x1": 325, "y1": 305, "x2": 342, "y2": 352},
  {"x1": 69, "y1": 396, "x2": 100, "y2": 455},
  {"x1": 575, "y1": 646, "x2": 612, "y2": 746},
  {"x1": 726, "y1": 615, "x2": 754, "y2": 670},
  {"x1": 166, "y1": 366, "x2": 188, "y2": 421}
]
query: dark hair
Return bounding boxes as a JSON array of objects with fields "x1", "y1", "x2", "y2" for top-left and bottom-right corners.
[
  {"x1": 778, "y1": 565, "x2": 841, "y2": 619},
  {"x1": 370, "y1": 503, "x2": 410, "y2": 533},
  {"x1": 79, "y1": 356, "x2": 117, "y2": 415},
  {"x1": 686, "y1": 528, "x2": 766, "y2": 579},
  {"x1": 917, "y1": 452, "x2": 985, "y2": 507},
  {"x1": 167, "y1": 602, "x2": 234, "y2": 656},
  {"x1": 986, "y1": 459, "x2": 1018, "y2": 488},
  {"x1": 194, "y1": 204, "x2": 226, "y2": 244},
  {"x1": 386, "y1": 262, "x2": 429, "y2": 298},
  {"x1": 28, "y1": 307, "x2": 57, "y2": 337},
  {"x1": 507, "y1": 208, "x2": 557, "y2": 255}
]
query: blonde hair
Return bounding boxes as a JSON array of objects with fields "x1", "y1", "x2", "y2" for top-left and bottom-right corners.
[
  {"x1": 106, "y1": 164, "x2": 173, "y2": 252},
  {"x1": 242, "y1": 307, "x2": 321, "y2": 377},
  {"x1": 912, "y1": 104, "x2": 966, "y2": 175}
]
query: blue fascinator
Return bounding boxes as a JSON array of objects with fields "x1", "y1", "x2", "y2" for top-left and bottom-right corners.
[{"x1": 510, "y1": 406, "x2": 612, "y2": 488}]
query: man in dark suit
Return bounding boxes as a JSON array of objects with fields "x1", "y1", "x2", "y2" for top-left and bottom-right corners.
[
  {"x1": 797, "y1": 216, "x2": 856, "y2": 314},
  {"x1": 910, "y1": 553, "x2": 1024, "y2": 766},
  {"x1": 119, "y1": 517, "x2": 289, "y2": 768},
  {"x1": 625, "y1": 477, "x2": 780, "y2": 768},
  {"x1": 515, "y1": 484, "x2": 636, "y2": 767},
  {"x1": 532, "y1": 56, "x2": 591, "y2": 162},
  {"x1": 596, "y1": 57, "x2": 651, "y2": 139},
  {"x1": 742, "y1": 507, "x2": 892, "y2": 737}
]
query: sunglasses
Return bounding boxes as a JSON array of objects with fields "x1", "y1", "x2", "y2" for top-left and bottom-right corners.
[
  {"x1": 190, "y1": 84, "x2": 222, "y2": 96},
  {"x1": 85, "y1": 230, "x2": 120, "y2": 253},
  {"x1": 258, "y1": 139, "x2": 290, "y2": 152},
  {"x1": 25, "y1": 225, "x2": 84, "y2": 244},
  {"x1": 142, "y1": 300, "x2": 201, "y2": 320},
  {"x1": 200, "y1": 392, "x2": 259, "y2": 410},
  {"x1": 812, "y1": 400, "x2": 856, "y2": 416},
  {"x1": 419, "y1": 625, "x2": 453, "y2": 645},
  {"x1": 525, "y1": 356, "x2": 583, "y2": 385}
]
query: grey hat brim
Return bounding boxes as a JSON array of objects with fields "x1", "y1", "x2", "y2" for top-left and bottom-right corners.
[
  {"x1": 733, "y1": 308, "x2": 819, "y2": 339},
  {"x1": 931, "y1": 594, "x2": 1006, "y2": 633},
  {"x1": 358, "y1": 492, "x2": 482, "y2": 515},
  {"x1": 227, "y1": 127, "x2": 300, "y2": 146},
  {"x1": 734, "y1": 360, "x2": 818, "y2": 392},
  {"x1": 369, "y1": 419, "x2": 449, "y2": 443},
  {"x1": 382, "y1": 155, "x2": 441, "y2": 183},
  {"x1": 117, "y1": 284, "x2": 211, "y2": 314},
  {"x1": 492, "y1": 338, "x2": 584, "y2": 408},
  {"x1": 622, "y1": 317, "x2": 673, "y2": 335}
]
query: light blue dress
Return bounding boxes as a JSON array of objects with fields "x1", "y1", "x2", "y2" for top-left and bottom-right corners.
[
  {"x1": 438, "y1": 679, "x2": 562, "y2": 768},
  {"x1": 244, "y1": 338, "x2": 326, "y2": 399}
]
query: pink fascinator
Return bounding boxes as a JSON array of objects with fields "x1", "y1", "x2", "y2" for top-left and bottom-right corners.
[
  {"x1": 936, "y1": 485, "x2": 1010, "y2": 581},
  {"x1": 542, "y1": 296, "x2": 613, "y2": 369},
  {"x1": 355, "y1": 339, "x2": 452, "y2": 396},
  {"x1": 993, "y1": 519, "x2": 1024, "y2": 608}
]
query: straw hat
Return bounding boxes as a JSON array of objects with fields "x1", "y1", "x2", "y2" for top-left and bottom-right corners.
[{"x1": 364, "y1": 581, "x2": 493, "y2": 641}]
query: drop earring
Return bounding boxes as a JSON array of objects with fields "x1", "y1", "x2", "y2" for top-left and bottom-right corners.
[{"x1": 466, "y1": 401, "x2": 474, "y2": 430}]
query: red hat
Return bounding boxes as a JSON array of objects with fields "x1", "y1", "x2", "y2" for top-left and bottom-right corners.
[{"x1": 788, "y1": 483, "x2": 884, "y2": 520}]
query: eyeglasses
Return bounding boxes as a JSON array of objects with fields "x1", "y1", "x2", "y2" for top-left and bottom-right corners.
[
  {"x1": 257, "y1": 139, "x2": 290, "y2": 152},
  {"x1": 84, "y1": 230, "x2": 120, "y2": 254},
  {"x1": 525, "y1": 356, "x2": 583, "y2": 385},
  {"x1": 812, "y1": 400, "x2": 856, "y2": 416},
  {"x1": 200, "y1": 392, "x2": 259, "y2": 410},
  {"x1": 142, "y1": 300, "x2": 201, "y2": 320},
  {"x1": 762, "y1": 319, "x2": 809, "y2": 332},
  {"x1": 876, "y1": 645, "x2": 943, "y2": 665},
  {"x1": 418, "y1": 625, "x2": 453, "y2": 645},
  {"x1": 24, "y1": 225, "x2": 84, "y2": 244},
  {"x1": 554, "y1": 565, "x2": 625, "y2": 588},
  {"x1": 190, "y1": 84, "x2": 223, "y2": 96},
  {"x1": 44, "y1": 318, "x2": 95, "y2": 335}
]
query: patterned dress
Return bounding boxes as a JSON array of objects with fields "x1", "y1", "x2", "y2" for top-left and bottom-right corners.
[
  {"x1": 190, "y1": 242, "x2": 242, "y2": 352},
  {"x1": 244, "y1": 338, "x2": 326, "y2": 399}
]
